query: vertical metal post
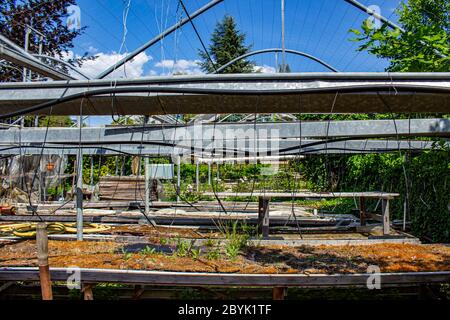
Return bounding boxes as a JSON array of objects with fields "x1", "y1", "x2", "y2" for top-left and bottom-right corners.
[
  {"x1": 90, "y1": 156, "x2": 94, "y2": 186},
  {"x1": 176, "y1": 155, "x2": 181, "y2": 202},
  {"x1": 216, "y1": 163, "x2": 220, "y2": 180},
  {"x1": 21, "y1": 27, "x2": 31, "y2": 128},
  {"x1": 208, "y1": 162, "x2": 211, "y2": 185},
  {"x1": 38, "y1": 169, "x2": 42, "y2": 203},
  {"x1": 144, "y1": 157, "x2": 150, "y2": 215},
  {"x1": 196, "y1": 160, "x2": 199, "y2": 192},
  {"x1": 23, "y1": 26, "x2": 31, "y2": 82},
  {"x1": 37, "y1": 35, "x2": 43, "y2": 82},
  {"x1": 281, "y1": 0, "x2": 286, "y2": 69},
  {"x1": 76, "y1": 116, "x2": 83, "y2": 241}
]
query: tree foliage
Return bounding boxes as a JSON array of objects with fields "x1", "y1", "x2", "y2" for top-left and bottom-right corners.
[
  {"x1": 0, "y1": 0, "x2": 87, "y2": 127},
  {"x1": 198, "y1": 15, "x2": 254, "y2": 73},
  {"x1": 0, "y1": 0, "x2": 86, "y2": 82},
  {"x1": 350, "y1": 0, "x2": 450, "y2": 72}
]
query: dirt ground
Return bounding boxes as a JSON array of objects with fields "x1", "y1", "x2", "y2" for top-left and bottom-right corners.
[{"x1": 1, "y1": 238, "x2": 449, "y2": 274}]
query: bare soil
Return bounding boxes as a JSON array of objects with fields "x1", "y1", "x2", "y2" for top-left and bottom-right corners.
[{"x1": 1, "y1": 239, "x2": 449, "y2": 274}]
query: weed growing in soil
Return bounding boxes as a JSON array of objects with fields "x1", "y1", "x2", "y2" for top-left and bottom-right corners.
[
  {"x1": 140, "y1": 246, "x2": 156, "y2": 255},
  {"x1": 223, "y1": 221, "x2": 252, "y2": 259},
  {"x1": 174, "y1": 237, "x2": 200, "y2": 259}
]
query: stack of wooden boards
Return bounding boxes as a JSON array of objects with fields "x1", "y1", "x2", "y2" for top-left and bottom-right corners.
[{"x1": 98, "y1": 176, "x2": 158, "y2": 201}]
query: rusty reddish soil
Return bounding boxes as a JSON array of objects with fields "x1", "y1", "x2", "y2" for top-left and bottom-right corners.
[{"x1": 1, "y1": 239, "x2": 449, "y2": 274}]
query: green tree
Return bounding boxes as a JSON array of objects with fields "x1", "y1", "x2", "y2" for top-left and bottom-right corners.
[
  {"x1": 350, "y1": 0, "x2": 450, "y2": 72},
  {"x1": 0, "y1": 0, "x2": 88, "y2": 81},
  {"x1": 0, "y1": 0, "x2": 88, "y2": 127},
  {"x1": 199, "y1": 15, "x2": 254, "y2": 73}
]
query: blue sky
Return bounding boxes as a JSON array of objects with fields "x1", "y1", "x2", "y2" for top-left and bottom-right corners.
[
  {"x1": 67, "y1": 0, "x2": 403, "y2": 125},
  {"x1": 71, "y1": 0, "x2": 402, "y2": 76}
]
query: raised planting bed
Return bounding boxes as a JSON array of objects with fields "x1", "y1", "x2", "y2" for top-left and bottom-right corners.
[{"x1": 0, "y1": 239, "x2": 448, "y2": 275}]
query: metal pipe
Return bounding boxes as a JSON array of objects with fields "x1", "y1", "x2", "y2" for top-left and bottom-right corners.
[
  {"x1": 96, "y1": 0, "x2": 224, "y2": 79},
  {"x1": 176, "y1": 155, "x2": 181, "y2": 203},
  {"x1": 198, "y1": 155, "x2": 304, "y2": 164},
  {"x1": 144, "y1": 157, "x2": 150, "y2": 215},
  {"x1": 214, "y1": 48, "x2": 339, "y2": 73},
  {"x1": 208, "y1": 162, "x2": 211, "y2": 185},
  {"x1": 33, "y1": 54, "x2": 91, "y2": 79},
  {"x1": 22, "y1": 27, "x2": 31, "y2": 83},
  {"x1": 281, "y1": 0, "x2": 286, "y2": 69},
  {"x1": 1, "y1": 72, "x2": 449, "y2": 90},
  {"x1": 76, "y1": 116, "x2": 83, "y2": 241},
  {"x1": 196, "y1": 160, "x2": 199, "y2": 192}
]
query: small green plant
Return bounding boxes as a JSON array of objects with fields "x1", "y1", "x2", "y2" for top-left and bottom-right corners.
[
  {"x1": 159, "y1": 238, "x2": 168, "y2": 245},
  {"x1": 206, "y1": 248, "x2": 220, "y2": 260},
  {"x1": 174, "y1": 237, "x2": 202, "y2": 259},
  {"x1": 175, "y1": 237, "x2": 193, "y2": 257},
  {"x1": 121, "y1": 248, "x2": 132, "y2": 261},
  {"x1": 140, "y1": 245, "x2": 156, "y2": 255},
  {"x1": 222, "y1": 221, "x2": 251, "y2": 259},
  {"x1": 191, "y1": 248, "x2": 202, "y2": 259}
]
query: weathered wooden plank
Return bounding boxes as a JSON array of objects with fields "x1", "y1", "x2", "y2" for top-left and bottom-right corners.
[
  {"x1": 0, "y1": 268, "x2": 448, "y2": 287},
  {"x1": 204, "y1": 192, "x2": 400, "y2": 199},
  {"x1": 0, "y1": 214, "x2": 341, "y2": 227}
]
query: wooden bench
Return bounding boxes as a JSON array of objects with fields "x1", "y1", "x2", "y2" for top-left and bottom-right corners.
[{"x1": 203, "y1": 192, "x2": 400, "y2": 238}]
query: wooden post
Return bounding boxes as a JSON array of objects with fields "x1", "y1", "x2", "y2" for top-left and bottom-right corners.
[
  {"x1": 258, "y1": 196, "x2": 270, "y2": 238},
  {"x1": 382, "y1": 198, "x2": 390, "y2": 235},
  {"x1": 82, "y1": 283, "x2": 94, "y2": 300},
  {"x1": 359, "y1": 197, "x2": 366, "y2": 226},
  {"x1": 133, "y1": 285, "x2": 145, "y2": 300},
  {"x1": 272, "y1": 287, "x2": 287, "y2": 300},
  {"x1": 36, "y1": 222, "x2": 53, "y2": 300}
]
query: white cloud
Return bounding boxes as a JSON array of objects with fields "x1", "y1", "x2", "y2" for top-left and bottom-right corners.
[
  {"x1": 79, "y1": 52, "x2": 152, "y2": 79},
  {"x1": 61, "y1": 51, "x2": 152, "y2": 79},
  {"x1": 154, "y1": 59, "x2": 203, "y2": 75},
  {"x1": 254, "y1": 65, "x2": 276, "y2": 74}
]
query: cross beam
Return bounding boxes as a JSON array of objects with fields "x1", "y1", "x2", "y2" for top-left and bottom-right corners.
[
  {"x1": 0, "y1": 140, "x2": 442, "y2": 156},
  {"x1": 0, "y1": 73, "x2": 448, "y2": 116},
  {"x1": 0, "y1": 119, "x2": 447, "y2": 144}
]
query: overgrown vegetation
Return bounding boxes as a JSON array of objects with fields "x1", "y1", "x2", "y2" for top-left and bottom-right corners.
[{"x1": 300, "y1": 143, "x2": 450, "y2": 242}]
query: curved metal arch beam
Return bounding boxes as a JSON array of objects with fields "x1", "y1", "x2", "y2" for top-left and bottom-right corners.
[
  {"x1": 33, "y1": 54, "x2": 91, "y2": 80},
  {"x1": 213, "y1": 48, "x2": 339, "y2": 74}
]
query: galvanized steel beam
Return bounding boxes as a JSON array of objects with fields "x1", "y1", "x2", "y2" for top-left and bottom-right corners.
[{"x1": 0, "y1": 73, "x2": 448, "y2": 115}]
